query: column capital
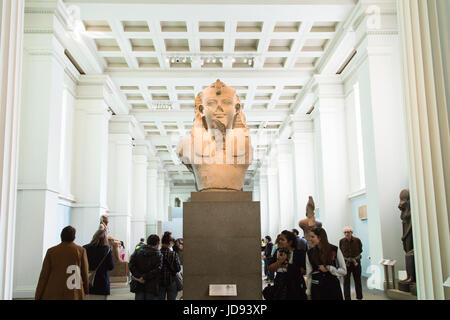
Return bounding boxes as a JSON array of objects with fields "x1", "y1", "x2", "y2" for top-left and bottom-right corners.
[
  {"x1": 133, "y1": 140, "x2": 149, "y2": 157},
  {"x1": 77, "y1": 75, "x2": 128, "y2": 115},
  {"x1": 290, "y1": 118, "x2": 314, "y2": 136},
  {"x1": 109, "y1": 115, "x2": 137, "y2": 136},
  {"x1": 312, "y1": 75, "x2": 344, "y2": 97}
]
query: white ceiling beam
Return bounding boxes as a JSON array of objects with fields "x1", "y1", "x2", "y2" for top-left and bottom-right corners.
[
  {"x1": 64, "y1": 2, "x2": 354, "y2": 22},
  {"x1": 107, "y1": 70, "x2": 312, "y2": 82},
  {"x1": 134, "y1": 109, "x2": 289, "y2": 122}
]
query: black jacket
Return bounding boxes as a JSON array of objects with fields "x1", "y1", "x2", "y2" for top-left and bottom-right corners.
[
  {"x1": 269, "y1": 248, "x2": 307, "y2": 300},
  {"x1": 160, "y1": 247, "x2": 181, "y2": 286},
  {"x1": 264, "y1": 242, "x2": 273, "y2": 258},
  {"x1": 129, "y1": 245, "x2": 163, "y2": 294},
  {"x1": 83, "y1": 244, "x2": 114, "y2": 295}
]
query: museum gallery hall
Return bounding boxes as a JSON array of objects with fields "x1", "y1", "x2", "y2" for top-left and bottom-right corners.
[{"x1": 0, "y1": 0, "x2": 448, "y2": 300}]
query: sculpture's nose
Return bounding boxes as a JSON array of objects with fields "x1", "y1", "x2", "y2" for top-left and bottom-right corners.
[{"x1": 216, "y1": 104, "x2": 224, "y2": 112}]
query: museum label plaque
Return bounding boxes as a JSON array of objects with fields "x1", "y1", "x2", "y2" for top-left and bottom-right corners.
[{"x1": 209, "y1": 284, "x2": 238, "y2": 296}]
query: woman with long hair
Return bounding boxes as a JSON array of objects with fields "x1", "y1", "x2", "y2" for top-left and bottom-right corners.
[
  {"x1": 306, "y1": 227, "x2": 346, "y2": 300},
  {"x1": 267, "y1": 230, "x2": 307, "y2": 300},
  {"x1": 83, "y1": 229, "x2": 114, "y2": 300}
]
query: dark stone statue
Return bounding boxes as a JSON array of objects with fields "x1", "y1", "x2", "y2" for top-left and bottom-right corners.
[{"x1": 398, "y1": 189, "x2": 415, "y2": 284}]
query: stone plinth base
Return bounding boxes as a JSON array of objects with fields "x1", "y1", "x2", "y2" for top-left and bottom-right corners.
[{"x1": 183, "y1": 192, "x2": 261, "y2": 300}]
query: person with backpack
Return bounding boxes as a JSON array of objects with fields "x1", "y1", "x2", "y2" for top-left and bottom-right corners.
[
  {"x1": 159, "y1": 231, "x2": 181, "y2": 300},
  {"x1": 129, "y1": 234, "x2": 163, "y2": 300},
  {"x1": 83, "y1": 229, "x2": 114, "y2": 300}
]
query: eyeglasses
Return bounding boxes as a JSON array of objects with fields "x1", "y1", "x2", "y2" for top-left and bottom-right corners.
[{"x1": 344, "y1": 231, "x2": 352, "y2": 234}]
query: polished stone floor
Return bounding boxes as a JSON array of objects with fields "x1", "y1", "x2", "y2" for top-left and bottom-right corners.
[{"x1": 108, "y1": 276, "x2": 389, "y2": 300}]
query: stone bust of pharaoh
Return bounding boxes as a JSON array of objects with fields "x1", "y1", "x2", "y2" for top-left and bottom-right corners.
[
  {"x1": 298, "y1": 196, "x2": 322, "y2": 247},
  {"x1": 177, "y1": 79, "x2": 252, "y2": 192}
]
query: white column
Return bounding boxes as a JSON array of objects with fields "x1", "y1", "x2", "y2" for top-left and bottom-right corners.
[
  {"x1": 146, "y1": 158, "x2": 159, "y2": 236},
  {"x1": 107, "y1": 115, "x2": 134, "y2": 253},
  {"x1": 71, "y1": 75, "x2": 111, "y2": 247},
  {"x1": 252, "y1": 178, "x2": 260, "y2": 202},
  {"x1": 130, "y1": 140, "x2": 148, "y2": 253},
  {"x1": 277, "y1": 139, "x2": 295, "y2": 231},
  {"x1": 164, "y1": 173, "x2": 170, "y2": 221},
  {"x1": 352, "y1": 1, "x2": 410, "y2": 289},
  {"x1": 157, "y1": 169, "x2": 166, "y2": 223},
  {"x1": 258, "y1": 168, "x2": 269, "y2": 238},
  {"x1": 266, "y1": 148, "x2": 280, "y2": 240},
  {"x1": 0, "y1": 0, "x2": 24, "y2": 300},
  {"x1": 312, "y1": 75, "x2": 351, "y2": 245},
  {"x1": 14, "y1": 11, "x2": 66, "y2": 298},
  {"x1": 398, "y1": 0, "x2": 450, "y2": 300},
  {"x1": 291, "y1": 119, "x2": 316, "y2": 229}
]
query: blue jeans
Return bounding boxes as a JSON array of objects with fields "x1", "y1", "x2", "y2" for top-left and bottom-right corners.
[
  {"x1": 265, "y1": 258, "x2": 274, "y2": 280},
  {"x1": 135, "y1": 291, "x2": 160, "y2": 300},
  {"x1": 158, "y1": 281, "x2": 178, "y2": 300}
]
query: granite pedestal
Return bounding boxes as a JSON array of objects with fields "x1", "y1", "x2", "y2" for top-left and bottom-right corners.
[{"x1": 183, "y1": 191, "x2": 261, "y2": 300}]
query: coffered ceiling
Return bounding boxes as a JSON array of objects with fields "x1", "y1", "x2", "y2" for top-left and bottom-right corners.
[{"x1": 63, "y1": 0, "x2": 356, "y2": 188}]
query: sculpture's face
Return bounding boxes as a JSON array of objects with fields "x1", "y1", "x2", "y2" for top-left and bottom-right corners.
[
  {"x1": 201, "y1": 86, "x2": 238, "y2": 131},
  {"x1": 398, "y1": 189, "x2": 410, "y2": 210}
]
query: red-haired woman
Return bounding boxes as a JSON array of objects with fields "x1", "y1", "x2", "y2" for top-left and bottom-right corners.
[{"x1": 306, "y1": 227, "x2": 346, "y2": 300}]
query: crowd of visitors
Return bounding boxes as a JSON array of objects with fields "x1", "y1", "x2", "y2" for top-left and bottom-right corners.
[
  {"x1": 35, "y1": 210, "x2": 361, "y2": 301},
  {"x1": 34, "y1": 213, "x2": 185, "y2": 300},
  {"x1": 261, "y1": 225, "x2": 363, "y2": 300},
  {"x1": 128, "y1": 231, "x2": 183, "y2": 300}
]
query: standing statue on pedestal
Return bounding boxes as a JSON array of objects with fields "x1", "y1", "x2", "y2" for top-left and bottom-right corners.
[
  {"x1": 398, "y1": 189, "x2": 415, "y2": 284},
  {"x1": 177, "y1": 80, "x2": 252, "y2": 192},
  {"x1": 298, "y1": 196, "x2": 322, "y2": 248}
]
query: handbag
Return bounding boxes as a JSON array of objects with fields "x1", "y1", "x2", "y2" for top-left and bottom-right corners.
[
  {"x1": 262, "y1": 273, "x2": 289, "y2": 300},
  {"x1": 175, "y1": 272, "x2": 183, "y2": 291},
  {"x1": 88, "y1": 248, "x2": 110, "y2": 290}
]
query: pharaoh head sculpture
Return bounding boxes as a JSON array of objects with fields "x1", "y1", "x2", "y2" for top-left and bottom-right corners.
[
  {"x1": 178, "y1": 80, "x2": 252, "y2": 192},
  {"x1": 193, "y1": 79, "x2": 247, "y2": 134}
]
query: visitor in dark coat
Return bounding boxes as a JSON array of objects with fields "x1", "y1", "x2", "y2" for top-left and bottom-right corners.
[{"x1": 83, "y1": 229, "x2": 114, "y2": 299}]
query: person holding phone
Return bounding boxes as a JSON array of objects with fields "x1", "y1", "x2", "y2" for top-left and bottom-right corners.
[{"x1": 267, "y1": 230, "x2": 307, "y2": 300}]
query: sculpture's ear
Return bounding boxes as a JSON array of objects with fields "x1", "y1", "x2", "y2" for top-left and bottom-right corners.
[
  {"x1": 195, "y1": 94, "x2": 204, "y2": 115},
  {"x1": 193, "y1": 93, "x2": 208, "y2": 130},
  {"x1": 235, "y1": 95, "x2": 242, "y2": 113}
]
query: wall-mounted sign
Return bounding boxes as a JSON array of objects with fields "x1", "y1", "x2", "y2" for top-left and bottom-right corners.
[{"x1": 358, "y1": 205, "x2": 368, "y2": 220}]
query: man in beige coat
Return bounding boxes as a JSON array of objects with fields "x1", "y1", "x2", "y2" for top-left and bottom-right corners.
[{"x1": 35, "y1": 226, "x2": 89, "y2": 300}]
